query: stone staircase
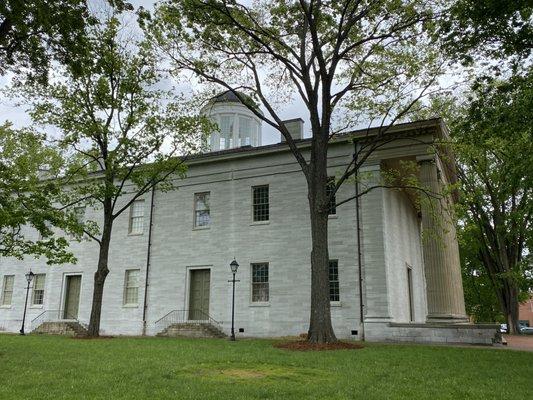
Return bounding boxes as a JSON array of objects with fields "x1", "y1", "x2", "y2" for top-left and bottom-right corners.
[
  {"x1": 32, "y1": 321, "x2": 88, "y2": 337},
  {"x1": 157, "y1": 322, "x2": 226, "y2": 339}
]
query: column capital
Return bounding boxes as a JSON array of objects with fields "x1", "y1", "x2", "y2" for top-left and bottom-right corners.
[{"x1": 416, "y1": 154, "x2": 435, "y2": 164}]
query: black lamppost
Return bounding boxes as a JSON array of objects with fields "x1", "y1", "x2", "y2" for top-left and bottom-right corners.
[
  {"x1": 20, "y1": 270, "x2": 34, "y2": 335},
  {"x1": 229, "y1": 259, "x2": 239, "y2": 341}
]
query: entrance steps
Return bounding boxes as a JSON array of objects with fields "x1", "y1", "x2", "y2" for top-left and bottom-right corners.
[
  {"x1": 32, "y1": 321, "x2": 88, "y2": 337},
  {"x1": 157, "y1": 323, "x2": 226, "y2": 339}
]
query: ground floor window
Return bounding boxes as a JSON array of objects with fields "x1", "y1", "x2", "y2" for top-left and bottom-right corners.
[
  {"x1": 251, "y1": 263, "x2": 269, "y2": 302},
  {"x1": 32, "y1": 274, "x2": 46, "y2": 305},
  {"x1": 123, "y1": 269, "x2": 140, "y2": 306},
  {"x1": 407, "y1": 265, "x2": 414, "y2": 322},
  {"x1": 329, "y1": 260, "x2": 340, "y2": 302},
  {"x1": 1, "y1": 275, "x2": 14, "y2": 306}
]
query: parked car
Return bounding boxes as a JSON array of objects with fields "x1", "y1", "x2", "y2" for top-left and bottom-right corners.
[{"x1": 519, "y1": 326, "x2": 533, "y2": 335}]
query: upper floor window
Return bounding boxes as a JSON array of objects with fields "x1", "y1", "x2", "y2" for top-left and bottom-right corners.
[
  {"x1": 129, "y1": 200, "x2": 145, "y2": 235},
  {"x1": 329, "y1": 260, "x2": 340, "y2": 302},
  {"x1": 123, "y1": 269, "x2": 140, "y2": 306},
  {"x1": 1, "y1": 275, "x2": 14, "y2": 306},
  {"x1": 251, "y1": 263, "x2": 269, "y2": 302},
  {"x1": 32, "y1": 274, "x2": 46, "y2": 305},
  {"x1": 252, "y1": 185, "x2": 269, "y2": 222},
  {"x1": 326, "y1": 177, "x2": 336, "y2": 215},
  {"x1": 194, "y1": 192, "x2": 211, "y2": 228}
]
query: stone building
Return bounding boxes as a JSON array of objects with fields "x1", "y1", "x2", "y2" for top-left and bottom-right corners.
[{"x1": 0, "y1": 94, "x2": 499, "y2": 343}]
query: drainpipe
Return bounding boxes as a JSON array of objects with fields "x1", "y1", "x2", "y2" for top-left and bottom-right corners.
[
  {"x1": 354, "y1": 139, "x2": 365, "y2": 341},
  {"x1": 142, "y1": 186, "x2": 156, "y2": 336}
]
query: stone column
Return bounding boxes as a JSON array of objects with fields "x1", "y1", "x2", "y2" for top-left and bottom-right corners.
[{"x1": 417, "y1": 155, "x2": 468, "y2": 323}]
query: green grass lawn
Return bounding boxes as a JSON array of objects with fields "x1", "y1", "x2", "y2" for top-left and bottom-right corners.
[{"x1": 0, "y1": 335, "x2": 531, "y2": 399}]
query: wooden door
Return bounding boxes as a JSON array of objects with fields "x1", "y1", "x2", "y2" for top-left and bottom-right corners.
[
  {"x1": 64, "y1": 275, "x2": 81, "y2": 319},
  {"x1": 188, "y1": 269, "x2": 210, "y2": 320}
]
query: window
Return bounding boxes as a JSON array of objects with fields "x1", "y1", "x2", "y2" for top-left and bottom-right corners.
[
  {"x1": 326, "y1": 177, "x2": 336, "y2": 215},
  {"x1": 1, "y1": 275, "x2": 14, "y2": 306},
  {"x1": 239, "y1": 116, "x2": 252, "y2": 146},
  {"x1": 129, "y1": 200, "x2": 145, "y2": 234},
  {"x1": 329, "y1": 260, "x2": 340, "y2": 302},
  {"x1": 123, "y1": 269, "x2": 140, "y2": 306},
  {"x1": 219, "y1": 114, "x2": 234, "y2": 149},
  {"x1": 251, "y1": 263, "x2": 269, "y2": 302},
  {"x1": 32, "y1": 274, "x2": 46, "y2": 305},
  {"x1": 252, "y1": 185, "x2": 269, "y2": 222},
  {"x1": 194, "y1": 192, "x2": 211, "y2": 227},
  {"x1": 74, "y1": 206, "x2": 85, "y2": 224},
  {"x1": 407, "y1": 266, "x2": 414, "y2": 322}
]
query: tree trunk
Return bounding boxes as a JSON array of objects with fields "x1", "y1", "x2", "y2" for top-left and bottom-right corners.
[
  {"x1": 306, "y1": 157, "x2": 337, "y2": 343},
  {"x1": 87, "y1": 216, "x2": 112, "y2": 337},
  {"x1": 503, "y1": 286, "x2": 521, "y2": 335}
]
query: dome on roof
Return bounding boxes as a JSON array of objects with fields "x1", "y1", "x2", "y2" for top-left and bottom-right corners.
[
  {"x1": 212, "y1": 90, "x2": 259, "y2": 109},
  {"x1": 201, "y1": 90, "x2": 263, "y2": 152}
]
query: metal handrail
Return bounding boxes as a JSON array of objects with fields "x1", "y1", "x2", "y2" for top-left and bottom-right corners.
[
  {"x1": 30, "y1": 309, "x2": 81, "y2": 330},
  {"x1": 154, "y1": 309, "x2": 222, "y2": 333}
]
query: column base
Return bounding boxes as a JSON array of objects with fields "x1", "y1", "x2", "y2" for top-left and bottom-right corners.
[{"x1": 426, "y1": 313, "x2": 470, "y2": 324}]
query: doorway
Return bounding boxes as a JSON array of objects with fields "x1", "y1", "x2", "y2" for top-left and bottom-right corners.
[
  {"x1": 64, "y1": 275, "x2": 82, "y2": 320},
  {"x1": 188, "y1": 269, "x2": 210, "y2": 320}
]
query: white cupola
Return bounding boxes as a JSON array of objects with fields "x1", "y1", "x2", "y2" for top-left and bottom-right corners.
[{"x1": 202, "y1": 91, "x2": 263, "y2": 151}]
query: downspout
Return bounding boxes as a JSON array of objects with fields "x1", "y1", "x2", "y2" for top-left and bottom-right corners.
[
  {"x1": 142, "y1": 186, "x2": 156, "y2": 336},
  {"x1": 354, "y1": 139, "x2": 365, "y2": 341}
]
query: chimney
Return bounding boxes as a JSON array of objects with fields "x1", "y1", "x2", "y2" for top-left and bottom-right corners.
[{"x1": 280, "y1": 118, "x2": 304, "y2": 142}]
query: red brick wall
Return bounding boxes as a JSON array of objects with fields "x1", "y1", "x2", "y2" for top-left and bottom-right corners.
[{"x1": 519, "y1": 298, "x2": 533, "y2": 327}]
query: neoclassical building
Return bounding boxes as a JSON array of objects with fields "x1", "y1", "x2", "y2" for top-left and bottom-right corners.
[{"x1": 0, "y1": 94, "x2": 498, "y2": 343}]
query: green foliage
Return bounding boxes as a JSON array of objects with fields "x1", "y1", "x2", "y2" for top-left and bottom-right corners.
[
  {"x1": 0, "y1": 336, "x2": 532, "y2": 399},
  {"x1": 440, "y1": 0, "x2": 532, "y2": 67},
  {"x1": 142, "y1": 0, "x2": 444, "y2": 132},
  {"x1": 459, "y1": 222, "x2": 505, "y2": 323},
  {"x1": 449, "y1": 71, "x2": 533, "y2": 329},
  {"x1": 0, "y1": 1, "x2": 134, "y2": 82},
  {"x1": 0, "y1": 123, "x2": 76, "y2": 264},
  {"x1": 22, "y1": 14, "x2": 212, "y2": 230}
]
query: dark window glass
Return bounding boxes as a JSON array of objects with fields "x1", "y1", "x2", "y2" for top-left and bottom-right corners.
[
  {"x1": 252, "y1": 185, "x2": 269, "y2": 221},
  {"x1": 329, "y1": 260, "x2": 339, "y2": 302},
  {"x1": 251, "y1": 263, "x2": 269, "y2": 302},
  {"x1": 194, "y1": 192, "x2": 211, "y2": 227},
  {"x1": 327, "y1": 178, "x2": 336, "y2": 215}
]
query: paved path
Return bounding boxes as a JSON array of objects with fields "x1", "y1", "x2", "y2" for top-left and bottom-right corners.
[{"x1": 503, "y1": 335, "x2": 533, "y2": 352}]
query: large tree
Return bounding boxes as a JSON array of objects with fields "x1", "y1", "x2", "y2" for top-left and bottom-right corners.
[
  {"x1": 0, "y1": 1, "x2": 136, "y2": 263},
  {"x1": 143, "y1": 0, "x2": 444, "y2": 342},
  {"x1": 450, "y1": 72, "x2": 533, "y2": 334},
  {"x1": 24, "y1": 14, "x2": 210, "y2": 336}
]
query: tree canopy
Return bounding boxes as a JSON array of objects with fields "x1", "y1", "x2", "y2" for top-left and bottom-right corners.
[
  {"x1": 450, "y1": 72, "x2": 533, "y2": 332},
  {"x1": 21, "y1": 12, "x2": 211, "y2": 336},
  {"x1": 142, "y1": 0, "x2": 447, "y2": 342},
  {"x1": 0, "y1": 123, "x2": 76, "y2": 264}
]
